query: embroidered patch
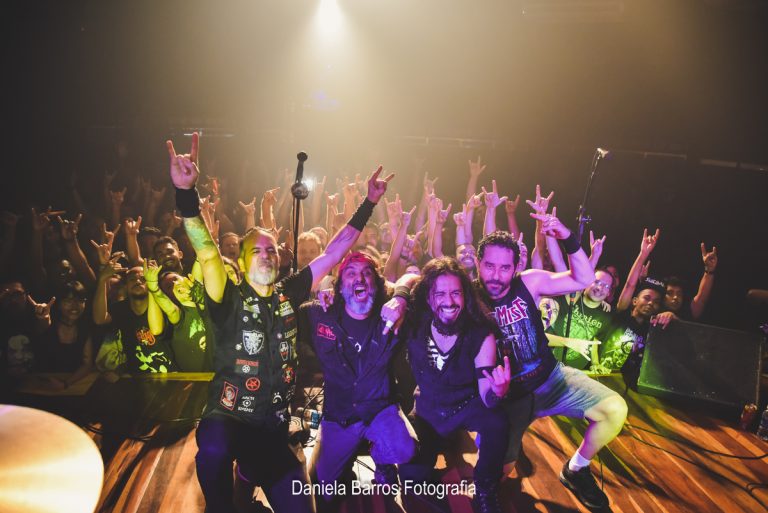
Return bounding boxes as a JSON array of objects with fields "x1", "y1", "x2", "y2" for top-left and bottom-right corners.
[
  {"x1": 272, "y1": 391, "x2": 283, "y2": 404},
  {"x1": 220, "y1": 382, "x2": 238, "y2": 410},
  {"x1": 279, "y1": 301, "x2": 294, "y2": 317},
  {"x1": 235, "y1": 358, "x2": 259, "y2": 375},
  {"x1": 279, "y1": 340, "x2": 290, "y2": 361},
  {"x1": 242, "y1": 330, "x2": 264, "y2": 355},
  {"x1": 243, "y1": 301, "x2": 260, "y2": 315},
  {"x1": 282, "y1": 365, "x2": 295, "y2": 384},
  {"x1": 317, "y1": 323, "x2": 336, "y2": 341},
  {"x1": 245, "y1": 377, "x2": 261, "y2": 391}
]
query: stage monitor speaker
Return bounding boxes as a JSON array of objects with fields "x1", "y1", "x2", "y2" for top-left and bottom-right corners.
[{"x1": 637, "y1": 320, "x2": 763, "y2": 408}]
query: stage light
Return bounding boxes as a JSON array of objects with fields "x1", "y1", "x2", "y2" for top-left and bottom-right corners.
[{"x1": 316, "y1": 0, "x2": 343, "y2": 38}]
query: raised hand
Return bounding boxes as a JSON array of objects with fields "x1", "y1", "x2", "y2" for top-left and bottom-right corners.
[
  {"x1": 437, "y1": 202, "x2": 453, "y2": 224},
  {"x1": 482, "y1": 356, "x2": 512, "y2": 398},
  {"x1": 384, "y1": 193, "x2": 403, "y2": 222},
  {"x1": 468, "y1": 155, "x2": 486, "y2": 178},
  {"x1": 466, "y1": 193, "x2": 483, "y2": 211},
  {"x1": 400, "y1": 205, "x2": 417, "y2": 230},
  {"x1": 481, "y1": 180, "x2": 508, "y2": 209},
  {"x1": 110, "y1": 187, "x2": 127, "y2": 206},
  {"x1": 28, "y1": 295, "x2": 56, "y2": 320},
  {"x1": 239, "y1": 197, "x2": 257, "y2": 216},
  {"x1": 143, "y1": 259, "x2": 162, "y2": 292},
  {"x1": 504, "y1": 194, "x2": 521, "y2": 215},
  {"x1": 366, "y1": 165, "x2": 395, "y2": 204},
  {"x1": 525, "y1": 184, "x2": 555, "y2": 215},
  {"x1": 90, "y1": 223, "x2": 121, "y2": 265},
  {"x1": 453, "y1": 204, "x2": 468, "y2": 227},
  {"x1": 701, "y1": 243, "x2": 718, "y2": 273},
  {"x1": 589, "y1": 230, "x2": 607, "y2": 263},
  {"x1": 167, "y1": 132, "x2": 200, "y2": 190},
  {"x1": 262, "y1": 187, "x2": 280, "y2": 208},
  {"x1": 639, "y1": 228, "x2": 660, "y2": 257},
  {"x1": 124, "y1": 216, "x2": 143, "y2": 237},
  {"x1": 31, "y1": 207, "x2": 51, "y2": 233},
  {"x1": 381, "y1": 295, "x2": 408, "y2": 335},
  {"x1": 58, "y1": 214, "x2": 83, "y2": 242},
  {"x1": 97, "y1": 252, "x2": 126, "y2": 280},
  {"x1": 423, "y1": 172, "x2": 438, "y2": 198},
  {"x1": 530, "y1": 207, "x2": 571, "y2": 240}
]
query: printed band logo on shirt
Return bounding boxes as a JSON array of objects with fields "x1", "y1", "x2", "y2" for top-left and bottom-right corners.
[
  {"x1": 235, "y1": 358, "x2": 259, "y2": 375},
  {"x1": 136, "y1": 328, "x2": 156, "y2": 347},
  {"x1": 220, "y1": 382, "x2": 238, "y2": 410},
  {"x1": 493, "y1": 298, "x2": 529, "y2": 327},
  {"x1": 279, "y1": 340, "x2": 290, "y2": 361},
  {"x1": 245, "y1": 377, "x2": 261, "y2": 391},
  {"x1": 317, "y1": 323, "x2": 336, "y2": 341},
  {"x1": 242, "y1": 330, "x2": 265, "y2": 355},
  {"x1": 279, "y1": 301, "x2": 294, "y2": 318}
]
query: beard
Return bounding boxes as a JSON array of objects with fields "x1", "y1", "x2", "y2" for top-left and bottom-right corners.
[
  {"x1": 340, "y1": 283, "x2": 376, "y2": 317},
  {"x1": 250, "y1": 262, "x2": 278, "y2": 286},
  {"x1": 431, "y1": 307, "x2": 466, "y2": 336}
]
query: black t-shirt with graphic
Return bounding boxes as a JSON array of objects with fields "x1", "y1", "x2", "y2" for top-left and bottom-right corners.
[
  {"x1": 540, "y1": 294, "x2": 612, "y2": 369},
  {"x1": 169, "y1": 305, "x2": 211, "y2": 372},
  {"x1": 476, "y1": 277, "x2": 557, "y2": 399},
  {"x1": 109, "y1": 300, "x2": 176, "y2": 373},
  {"x1": 598, "y1": 309, "x2": 649, "y2": 378}
]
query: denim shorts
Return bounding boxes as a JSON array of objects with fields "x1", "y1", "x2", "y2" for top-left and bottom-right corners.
[{"x1": 502, "y1": 363, "x2": 619, "y2": 463}]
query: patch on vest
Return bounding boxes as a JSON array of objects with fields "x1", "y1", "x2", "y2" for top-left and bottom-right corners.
[
  {"x1": 279, "y1": 301, "x2": 294, "y2": 317},
  {"x1": 242, "y1": 330, "x2": 264, "y2": 355},
  {"x1": 317, "y1": 323, "x2": 336, "y2": 341},
  {"x1": 235, "y1": 358, "x2": 259, "y2": 375},
  {"x1": 220, "y1": 381, "x2": 238, "y2": 410},
  {"x1": 245, "y1": 377, "x2": 261, "y2": 391}
]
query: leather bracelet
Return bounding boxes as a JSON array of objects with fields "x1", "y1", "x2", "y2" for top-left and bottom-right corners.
[
  {"x1": 348, "y1": 198, "x2": 376, "y2": 232},
  {"x1": 175, "y1": 187, "x2": 201, "y2": 218},
  {"x1": 562, "y1": 232, "x2": 581, "y2": 254}
]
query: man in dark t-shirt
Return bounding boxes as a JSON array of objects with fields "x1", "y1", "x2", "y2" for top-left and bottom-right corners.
[
  {"x1": 476, "y1": 226, "x2": 626, "y2": 511},
  {"x1": 169, "y1": 132, "x2": 394, "y2": 513},
  {"x1": 298, "y1": 252, "x2": 416, "y2": 511}
]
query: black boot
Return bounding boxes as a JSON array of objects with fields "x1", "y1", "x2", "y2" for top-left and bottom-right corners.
[{"x1": 472, "y1": 478, "x2": 502, "y2": 513}]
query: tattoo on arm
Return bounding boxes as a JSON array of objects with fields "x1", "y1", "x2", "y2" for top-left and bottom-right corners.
[{"x1": 183, "y1": 216, "x2": 218, "y2": 257}]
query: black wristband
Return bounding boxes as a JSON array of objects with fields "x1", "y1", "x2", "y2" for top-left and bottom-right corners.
[
  {"x1": 393, "y1": 285, "x2": 411, "y2": 302},
  {"x1": 348, "y1": 198, "x2": 376, "y2": 232},
  {"x1": 175, "y1": 187, "x2": 201, "y2": 218},
  {"x1": 562, "y1": 232, "x2": 581, "y2": 254}
]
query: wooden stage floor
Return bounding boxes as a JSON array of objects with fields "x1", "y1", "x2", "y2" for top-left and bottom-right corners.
[{"x1": 13, "y1": 373, "x2": 768, "y2": 513}]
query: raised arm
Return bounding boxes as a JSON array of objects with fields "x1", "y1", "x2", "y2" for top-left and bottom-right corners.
[
  {"x1": 690, "y1": 243, "x2": 717, "y2": 319},
  {"x1": 482, "y1": 180, "x2": 508, "y2": 237},
  {"x1": 466, "y1": 156, "x2": 486, "y2": 201},
  {"x1": 308, "y1": 166, "x2": 394, "y2": 288},
  {"x1": 616, "y1": 228, "x2": 659, "y2": 312},
  {"x1": 588, "y1": 230, "x2": 607, "y2": 270},
  {"x1": 384, "y1": 206, "x2": 414, "y2": 283},
  {"x1": 526, "y1": 185, "x2": 554, "y2": 270},
  {"x1": 477, "y1": 339, "x2": 511, "y2": 408},
  {"x1": 144, "y1": 259, "x2": 180, "y2": 333},
  {"x1": 167, "y1": 132, "x2": 228, "y2": 304},
  {"x1": 522, "y1": 207, "x2": 595, "y2": 303},
  {"x1": 59, "y1": 214, "x2": 97, "y2": 288},
  {"x1": 123, "y1": 216, "x2": 143, "y2": 267},
  {"x1": 431, "y1": 199, "x2": 451, "y2": 259},
  {"x1": 504, "y1": 194, "x2": 521, "y2": 238}
]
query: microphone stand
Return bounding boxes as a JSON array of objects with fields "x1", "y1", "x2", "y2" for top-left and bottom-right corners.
[
  {"x1": 291, "y1": 152, "x2": 309, "y2": 273},
  {"x1": 562, "y1": 148, "x2": 609, "y2": 363}
]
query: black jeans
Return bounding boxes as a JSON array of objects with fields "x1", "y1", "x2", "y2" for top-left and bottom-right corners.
[
  {"x1": 195, "y1": 414, "x2": 314, "y2": 513},
  {"x1": 399, "y1": 397, "x2": 509, "y2": 485}
]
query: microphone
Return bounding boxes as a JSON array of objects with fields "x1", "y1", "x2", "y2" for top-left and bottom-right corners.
[
  {"x1": 291, "y1": 152, "x2": 310, "y2": 200},
  {"x1": 596, "y1": 148, "x2": 611, "y2": 159}
]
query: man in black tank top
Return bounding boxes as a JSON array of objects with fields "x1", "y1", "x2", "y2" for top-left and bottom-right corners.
[
  {"x1": 476, "y1": 224, "x2": 628, "y2": 511},
  {"x1": 399, "y1": 257, "x2": 511, "y2": 513}
]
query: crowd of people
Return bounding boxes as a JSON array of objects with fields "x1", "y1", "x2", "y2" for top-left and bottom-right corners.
[{"x1": 0, "y1": 135, "x2": 721, "y2": 513}]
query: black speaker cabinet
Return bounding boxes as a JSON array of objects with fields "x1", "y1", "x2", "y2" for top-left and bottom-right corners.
[{"x1": 637, "y1": 321, "x2": 763, "y2": 407}]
